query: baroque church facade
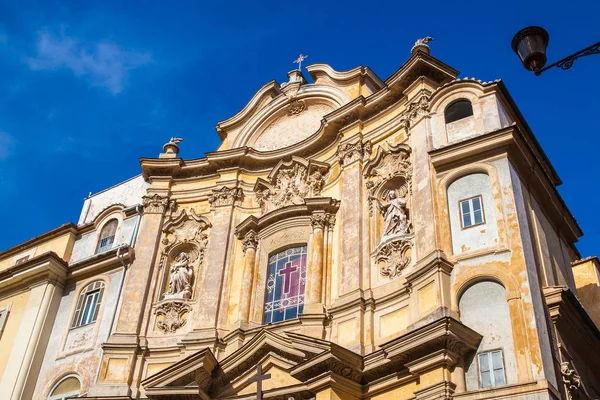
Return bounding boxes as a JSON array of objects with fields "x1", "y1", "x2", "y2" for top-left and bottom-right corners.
[{"x1": 1, "y1": 41, "x2": 599, "y2": 400}]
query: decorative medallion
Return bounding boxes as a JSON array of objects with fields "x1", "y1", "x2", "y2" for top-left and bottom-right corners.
[
  {"x1": 377, "y1": 238, "x2": 412, "y2": 279},
  {"x1": 287, "y1": 99, "x2": 306, "y2": 115},
  {"x1": 155, "y1": 301, "x2": 190, "y2": 333}
]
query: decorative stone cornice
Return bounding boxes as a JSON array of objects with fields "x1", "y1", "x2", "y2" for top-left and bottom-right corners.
[
  {"x1": 142, "y1": 193, "x2": 170, "y2": 214},
  {"x1": 241, "y1": 230, "x2": 259, "y2": 253},
  {"x1": 236, "y1": 197, "x2": 340, "y2": 239},
  {"x1": 208, "y1": 186, "x2": 243, "y2": 208},
  {"x1": 337, "y1": 139, "x2": 372, "y2": 166}
]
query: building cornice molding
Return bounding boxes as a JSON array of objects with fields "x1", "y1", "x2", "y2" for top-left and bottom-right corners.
[
  {"x1": 0, "y1": 223, "x2": 77, "y2": 261},
  {"x1": 140, "y1": 54, "x2": 459, "y2": 182},
  {"x1": 235, "y1": 197, "x2": 340, "y2": 239},
  {"x1": 0, "y1": 251, "x2": 69, "y2": 294}
]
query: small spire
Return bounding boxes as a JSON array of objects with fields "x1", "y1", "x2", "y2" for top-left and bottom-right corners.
[{"x1": 160, "y1": 137, "x2": 183, "y2": 158}]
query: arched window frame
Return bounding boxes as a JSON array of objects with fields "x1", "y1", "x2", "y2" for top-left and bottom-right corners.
[
  {"x1": 444, "y1": 99, "x2": 474, "y2": 124},
  {"x1": 48, "y1": 374, "x2": 82, "y2": 400},
  {"x1": 71, "y1": 280, "x2": 106, "y2": 328},
  {"x1": 95, "y1": 218, "x2": 119, "y2": 254}
]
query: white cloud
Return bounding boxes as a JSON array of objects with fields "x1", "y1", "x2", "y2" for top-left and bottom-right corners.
[
  {"x1": 27, "y1": 29, "x2": 152, "y2": 94},
  {"x1": 0, "y1": 131, "x2": 14, "y2": 160}
]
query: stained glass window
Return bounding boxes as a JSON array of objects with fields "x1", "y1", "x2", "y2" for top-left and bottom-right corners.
[{"x1": 263, "y1": 246, "x2": 307, "y2": 324}]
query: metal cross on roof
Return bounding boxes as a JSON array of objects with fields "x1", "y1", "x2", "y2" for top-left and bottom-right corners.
[
  {"x1": 247, "y1": 364, "x2": 272, "y2": 400},
  {"x1": 293, "y1": 54, "x2": 308, "y2": 70}
]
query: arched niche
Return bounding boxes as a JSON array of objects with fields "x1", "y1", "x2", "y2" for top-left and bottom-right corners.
[{"x1": 459, "y1": 280, "x2": 518, "y2": 390}]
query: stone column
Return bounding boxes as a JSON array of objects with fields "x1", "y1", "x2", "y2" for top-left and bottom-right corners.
[
  {"x1": 112, "y1": 193, "x2": 169, "y2": 338},
  {"x1": 189, "y1": 186, "x2": 241, "y2": 337},
  {"x1": 238, "y1": 230, "x2": 258, "y2": 324},
  {"x1": 337, "y1": 139, "x2": 370, "y2": 296},
  {"x1": 305, "y1": 213, "x2": 326, "y2": 312}
]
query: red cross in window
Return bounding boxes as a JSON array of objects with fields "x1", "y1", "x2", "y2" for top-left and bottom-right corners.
[{"x1": 278, "y1": 261, "x2": 298, "y2": 294}]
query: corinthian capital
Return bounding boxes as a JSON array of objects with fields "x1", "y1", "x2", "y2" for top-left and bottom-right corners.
[
  {"x1": 337, "y1": 139, "x2": 372, "y2": 166},
  {"x1": 142, "y1": 193, "x2": 170, "y2": 214},
  {"x1": 310, "y1": 213, "x2": 327, "y2": 230},
  {"x1": 208, "y1": 186, "x2": 243, "y2": 208},
  {"x1": 241, "y1": 230, "x2": 259, "y2": 253}
]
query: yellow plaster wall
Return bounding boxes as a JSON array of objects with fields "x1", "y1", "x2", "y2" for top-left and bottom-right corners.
[
  {"x1": 0, "y1": 232, "x2": 75, "y2": 272},
  {"x1": 0, "y1": 291, "x2": 31, "y2": 380},
  {"x1": 572, "y1": 259, "x2": 600, "y2": 329}
]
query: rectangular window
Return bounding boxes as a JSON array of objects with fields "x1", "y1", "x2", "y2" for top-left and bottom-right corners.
[
  {"x1": 263, "y1": 246, "x2": 307, "y2": 324},
  {"x1": 15, "y1": 255, "x2": 30, "y2": 266},
  {"x1": 460, "y1": 195, "x2": 485, "y2": 229},
  {"x1": 95, "y1": 235, "x2": 115, "y2": 254},
  {"x1": 79, "y1": 290, "x2": 100, "y2": 326},
  {"x1": 478, "y1": 350, "x2": 506, "y2": 388}
]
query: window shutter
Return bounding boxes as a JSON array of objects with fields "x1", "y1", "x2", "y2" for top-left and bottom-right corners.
[
  {"x1": 71, "y1": 291, "x2": 85, "y2": 328},
  {"x1": 92, "y1": 285, "x2": 105, "y2": 322},
  {"x1": 0, "y1": 310, "x2": 9, "y2": 337}
]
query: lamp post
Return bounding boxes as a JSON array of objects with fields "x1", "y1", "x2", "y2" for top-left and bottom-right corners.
[{"x1": 511, "y1": 26, "x2": 600, "y2": 76}]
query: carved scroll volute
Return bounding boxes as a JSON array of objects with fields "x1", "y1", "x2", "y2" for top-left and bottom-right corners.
[{"x1": 254, "y1": 156, "x2": 330, "y2": 214}]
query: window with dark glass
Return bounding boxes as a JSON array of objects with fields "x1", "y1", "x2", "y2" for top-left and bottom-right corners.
[
  {"x1": 263, "y1": 246, "x2": 307, "y2": 324},
  {"x1": 96, "y1": 219, "x2": 118, "y2": 254},
  {"x1": 459, "y1": 195, "x2": 484, "y2": 228},
  {"x1": 478, "y1": 350, "x2": 506, "y2": 388},
  {"x1": 71, "y1": 281, "x2": 105, "y2": 328},
  {"x1": 445, "y1": 99, "x2": 474, "y2": 123}
]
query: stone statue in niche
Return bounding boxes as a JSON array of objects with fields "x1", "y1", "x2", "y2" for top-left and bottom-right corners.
[
  {"x1": 370, "y1": 188, "x2": 411, "y2": 242},
  {"x1": 163, "y1": 252, "x2": 193, "y2": 300}
]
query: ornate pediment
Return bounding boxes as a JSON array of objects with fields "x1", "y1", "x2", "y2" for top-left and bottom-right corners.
[
  {"x1": 254, "y1": 157, "x2": 330, "y2": 214},
  {"x1": 142, "y1": 317, "x2": 481, "y2": 400}
]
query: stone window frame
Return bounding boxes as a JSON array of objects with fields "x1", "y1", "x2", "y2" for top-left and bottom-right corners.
[
  {"x1": 476, "y1": 347, "x2": 507, "y2": 389},
  {"x1": 444, "y1": 98, "x2": 474, "y2": 124},
  {"x1": 458, "y1": 194, "x2": 486, "y2": 230},
  {"x1": 70, "y1": 280, "x2": 106, "y2": 329},
  {"x1": 47, "y1": 373, "x2": 82, "y2": 400},
  {"x1": 236, "y1": 197, "x2": 339, "y2": 326},
  {"x1": 92, "y1": 205, "x2": 126, "y2": 256}
]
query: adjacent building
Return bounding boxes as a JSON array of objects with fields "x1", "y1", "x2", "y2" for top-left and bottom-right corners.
[{"x1": 1, "y1": 40, "x2": 599, "y2": 399}]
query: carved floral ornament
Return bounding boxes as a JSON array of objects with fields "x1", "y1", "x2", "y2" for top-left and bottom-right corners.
[
  {"x1": 399, "y1": 94, "x2": 431, "y2": 135},
  {"x1": 377, "y1": 238, "x2": 412, "y2": 278},
  {"x1": 336, "y1": 139, "x2": 372, "y2": 166},
  {"x1": 208, "y1": 186, "x2": 244, "y2": 208},
  {"x1": 155, "y1": 301, "x2": 190, "y2": 333},
  {"x1": 241, "y1": 230, "x2": 259, "y2": 253},
  {"x1": 254, "y1": 156, "x2": 330, "y2": 214},
  {"x1": 142, "y1": 193, "x2": 171, "y2": 214},
  {"x1": 560, "y1": 360, "x2": 582, "y2": 400}
]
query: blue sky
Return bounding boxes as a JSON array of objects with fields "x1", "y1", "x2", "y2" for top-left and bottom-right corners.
[{"x1": 0, "y1": 0, "x2": 598, "y2": 257}]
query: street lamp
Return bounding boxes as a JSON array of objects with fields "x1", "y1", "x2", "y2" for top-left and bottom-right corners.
[{"x1": 511, "y1": 26, "x2": 600, "y2": 76}]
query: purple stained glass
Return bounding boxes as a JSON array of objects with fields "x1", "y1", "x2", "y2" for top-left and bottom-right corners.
[{"x1": 263, "y1": 246, "x2": 307, "y2": 324}]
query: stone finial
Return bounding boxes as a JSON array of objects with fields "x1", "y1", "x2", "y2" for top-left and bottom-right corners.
[
  {"x1": 411, "y1": 36, "x2": 433, "y2": 55},
  {"x1": 160, "y1": 137, "x2": 183, "y2": 158}
]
